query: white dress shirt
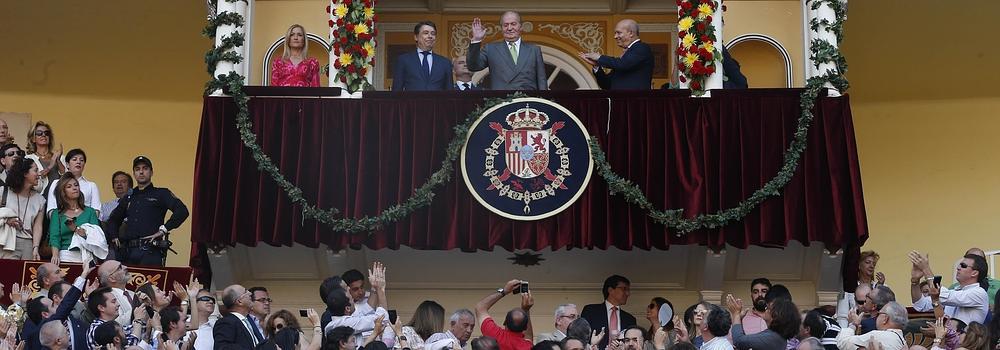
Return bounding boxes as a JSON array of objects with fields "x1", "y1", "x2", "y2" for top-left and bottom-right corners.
[
  {"x1": 112, "y1": 287, "x2": 134, "y2": 326},
  {"x1": 700, "y1": 336, "x2": 735, "y2": 350},
  {"x1": 417, "y1": 48, "x2": 434, "y2": 72},
  {"x1": 194, "y1": 317, "x2": 218, "y2": 350},
  {"x1": 46, "y1": 175, "x2": 101, "y2": 215},
  {"x1": 836, "y1": 326, "x2": 906, "y2": 350},
  {"x1": 100, "y1": 198, "x2": 120, "y2": 222},
  {"x1": 924, "y1": 283, "x2": 989, "y2": 324},
  {"x1": 605, "y1": 300, "x2": 623, "y2": 336},
  {"x1": 325, "y1": 306, "x2": 396, "y2": 347}
]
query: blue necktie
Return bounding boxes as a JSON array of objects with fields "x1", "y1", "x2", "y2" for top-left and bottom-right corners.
[{"x1": 420, "y1": 51, "x2": 431, "y2": 76}]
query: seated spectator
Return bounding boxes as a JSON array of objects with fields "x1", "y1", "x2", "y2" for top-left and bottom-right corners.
[
  {"x1": 795, "y1": 337, "x2": 822, "y2": 350},
  {"x1": 264, "y1": 308, "x2": 323, "y2": 350},
  {"x1": 471, "y1": 336, "x2": 500, "y2": 350},
  {"x1": 836, "y1": 301, "x2": 907, "y2": 350},
  {"x1": 910, "y1": 251, "x2": 990, "y2": 324},
  {"x1": 728, "y1": 295, "x2": 801, "y2": 350},
  {"x1": 48, "y1": 173, "x2": 100, "y2": 264},
  {"x1": 474, "y1": 279, "x2": 533, "y2": 350},
  {"x1": 39, "y1": 319, "x2": 70, "y2": 350},
  {"x1": 682, "y1": 302, "x2": 711, "y2": 347},
  {"x1": 836, "y1": 251, "x2": 882, "y2": 328},
  {"x1": 644, "y1": 297, "x2": 677, "y2": 349},
  {"x1": 560, "y1": 337, "x2": 586, "y2": 350},
  {"x1": 858, "y1": 285, "x2": 895, "y2": 335},
  {"x1": 325, "y1": 325, "x2": 357, "y2": 350},
  {"x1": 400, "y1": 300, "x2": 445, "y2": 350},
  {"x1": 565, "y1": 318, "x2": 595, "y2": 347},
  {"x1": 698, "y1": 305, "x2": 733, "y2": 350},
  {"x1": 271, "y1": 24, "x2": 320, "y2": 87},
  {"x1": 537, "y1": 303, "x2": 577, "y2": 342},
  {"x1": 620, "y1": 326, "x2": 648, "y2": 350},
  {"x1": 426, "y1": 309, "x2": 476, "y2": 349}
]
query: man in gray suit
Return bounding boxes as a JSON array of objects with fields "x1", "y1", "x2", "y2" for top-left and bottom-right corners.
[{"x1": 467, "y1": 11, "x2": 548, "y2": 90}]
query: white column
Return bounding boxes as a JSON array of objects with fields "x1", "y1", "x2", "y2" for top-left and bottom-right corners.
[
  {"x1": 808, "y1": 0, "x2": 842, "y2": 96},
  {"x1": 211, "y1": 0, "x2": 248, "y2": 96},
  {"x1": 700, "y1": 248, "x2": 727, "y2": 304},
  {"x1": 704, "y1": 3, "x2": 724, "y2": 92}
]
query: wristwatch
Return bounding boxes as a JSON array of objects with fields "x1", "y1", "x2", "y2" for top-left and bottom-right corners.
[{"x1": 496, "y1": 288, "x2": 506, "y2": 296}]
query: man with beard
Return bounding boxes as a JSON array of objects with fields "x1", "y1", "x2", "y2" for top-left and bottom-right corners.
[
  {"x1": 742, "y1": 278, "x2": 771, "y2": 335},
  {"x1": 475, "y1": 279, "x2": 533, "y2": 350}
]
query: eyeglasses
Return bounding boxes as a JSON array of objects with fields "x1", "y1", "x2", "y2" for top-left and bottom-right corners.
[
  {"x1": 559, "y1": 314, "x2": 579, "y2": 320},
  {"x1": 34, "y1": 130, "x2": 51, "y2": 136},
  {"x1": 254, "y1": 297, "x2": 272, "y2": 303},
  {"x1": 959, "y1": 262, "x2": 971, "y2": 269},
  {"x1": 854, "y1": 299, "x2": 866, "y2": 305},
  {"x1": 197, "y1": 296, "x2": 216, "y2": 304},
  {"x1": 4, "y1": 150, "x2": 24, "y2": 157}
]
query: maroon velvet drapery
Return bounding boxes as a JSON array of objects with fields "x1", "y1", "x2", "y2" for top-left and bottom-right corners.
[{"x1": 190, "y1": 89, "x2": 868, "y2": 274}]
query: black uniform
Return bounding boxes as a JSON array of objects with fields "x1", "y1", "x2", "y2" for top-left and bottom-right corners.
[{"x1": 105, "y1": 183, "x2": 189, "y2": 266}]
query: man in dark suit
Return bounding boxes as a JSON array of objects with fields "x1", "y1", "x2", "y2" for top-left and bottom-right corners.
[
  {"x1": 581, "y1": 275, "x2": 636, "y2": 349},
  {"x1": 392, "y1": 21, "x2": 453, "y2": 91},
  {"x1": 214, "y1": 284, "x2": 269, "y2": 350},
  {"x1": 453, "y1": 56, "x2": 482, "y2": 91},
  {"x1": 467, "y1": 11, "x2": 548, "y2": 90},
  {"x1": 22, "y1": 261, "x2": 90, "y2": 350},
  {"x1": 580, "y1": 19, "x2": 653, "y2": 90}
]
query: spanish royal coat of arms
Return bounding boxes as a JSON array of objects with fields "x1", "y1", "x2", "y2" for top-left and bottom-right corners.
[{"x1": 462, "y1": 98, "x2": 593, "y2": 220}]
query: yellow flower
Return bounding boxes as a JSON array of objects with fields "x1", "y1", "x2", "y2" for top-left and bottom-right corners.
[
  {"x1": 354, "y1": 23, "x2": 369, "y2": 35},
  {"x1": 702, "y1": 41, "x2": 715, "y2": 54},
  {"x1": 697, "y1": 4, "x2": 713, "y2": 19},
  {"x1": 334, "y1": 4, "x2": 348, "y2": 19},
  {"x1": 363, "y1": 42, "x2": 375, "y2": 58},
  {"x1": 682, "y1": 33, "x2": 695, "y2": 49},
  {"x1": 684, "y1": 52, "x2": 700, "y2": 67},
  {"x1": 364, "y1": 7, "x2": 374, "y2": 20},
  {"x1": 339, "y1": 53, "x2": 353, "y2": 66},
  {"x1": 678, "y1": 17, "x2": 694, "y2": 32}
]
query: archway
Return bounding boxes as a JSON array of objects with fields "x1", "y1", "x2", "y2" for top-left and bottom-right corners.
[
  {"x1": 261, "y1": 33, "x2": 331, "y2": 86},
  {"x1": 726, "y1": 34, "x2": 793, "y2": 88}
]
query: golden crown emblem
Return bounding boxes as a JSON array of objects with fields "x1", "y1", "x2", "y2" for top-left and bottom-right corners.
[{"x1": 505, "y1": 104, "x2": 549, "y2": 129}]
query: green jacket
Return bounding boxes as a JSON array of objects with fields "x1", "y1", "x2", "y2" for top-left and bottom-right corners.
[{"x1": 49, "y1": 207, "x2": 99, "y2": 250}]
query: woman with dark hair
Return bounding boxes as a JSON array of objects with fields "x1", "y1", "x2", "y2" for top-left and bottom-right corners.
[
  {"x1": 727, "y1": 295, "x2": 801, "y2": 350},
  {"x1": 47, "y1": 173, "x2": 100, "y2": 264},
  {"x1": 1, "y1": 157, "x2": 45, "y2": 260},
  {"x1": 136, "y1": 281, "x2": 174, "y2": 318},
  {"x1": 265, "y1": 308, "x2": 323, "y2": 350},
  {"x1": 645, "y1": 297, "x2": 676, "y2": 350},
  {"x1": 325, "y1": 326, "x2": 357, "y2": 350},
  {"x1": 400, "y1": 300, "x2": 446, "y2": 349}
]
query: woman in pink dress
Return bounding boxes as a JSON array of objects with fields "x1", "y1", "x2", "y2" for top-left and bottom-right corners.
[{"x1": 270, "y1": 24, "x2": 321, "y2": 87}]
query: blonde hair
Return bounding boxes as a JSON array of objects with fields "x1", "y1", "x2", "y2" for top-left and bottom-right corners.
[
  {"x1": 26, "y1": 121, "x2": 55, "y2": 154},
  {"x1": 282, "y1": 24, "x2": 309, "y2": 60}
]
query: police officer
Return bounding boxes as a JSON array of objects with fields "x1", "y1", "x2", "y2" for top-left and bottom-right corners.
[{"x1": 106, "y1": 156, "x2": 189, "y2": 266}]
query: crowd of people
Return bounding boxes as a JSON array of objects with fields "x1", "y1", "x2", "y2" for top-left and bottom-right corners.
[
  {"x1": 0, "y1": 119, "x2": 189, "y2": 268},
  {"x1": 0, "y1": 245, "x2": 996, "y2": 350},
  {"x1": 269, "y1": 11, "x2": 749, "y2": 91}
]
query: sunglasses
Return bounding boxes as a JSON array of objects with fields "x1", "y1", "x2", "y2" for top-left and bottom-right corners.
[
  {"x1": 4, "y1": 150, "x2": 24, "y2": 157},
  {"x1": 275, "y1": 324, "x2": 285, "y2": 330},
  {"x1": 959, "y1": 262, "x2": 971, "y2": 269},
  {"x1": 34, "y1": 130, "x2": 51, "y2": 136},
  {"x1": 197, "y1": 296, "x2": 216, "y2": 304}
]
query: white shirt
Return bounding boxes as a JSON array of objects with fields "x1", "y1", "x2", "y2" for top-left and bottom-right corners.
[
  {"x1": 417, "y1": 49, "x2": 434, "y2": 71},
  {"x1": 112, "y1": 287, "x2": 134, "y2": 326},
  {"x1": 456, "y1": 81, "x2": 475, "y2": 90},
  {"x1": 912, "y1": 294, "x2": 934, "y2": 312},
  {"x1": 701, "y1": 336, "x2": 734, "y2": 350},
  {"x1": 232, "y1": 312, "x2": 262, "y2": 346},
  {"x1": 325, "y1": 306, "x2": 396, "y2": 347},
  {"x1": 931, "y1": 283, "x2": 989, "y2": 324},
  {"x1": 46, "y1": 175, "x2": 101, "y2": 215},
  {"x1": 506, "y1": 38, "x2": 522, "y2": 59},
  {"x1": 835, "y1": 326, "x2": 906, "y2": 350},
  {"x1": 427, "y1": 330, "x2": 467, "y2": 349},
  {"x1": 194, "y1": 318, "x2": 217, "y2": 350},
  {"x1": 604, "y1": 300, "x2": 623, "y2": 336},
  {"x1": 100, "y1": 198, "x2": 121, "y2": 222}
]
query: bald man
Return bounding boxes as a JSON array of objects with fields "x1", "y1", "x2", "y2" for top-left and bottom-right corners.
[
  {"x1": 39, "y1": 320, "x2": 71, "y2": 350},
  {"x1": 579, "y1": 19, "x2": 653, "y2": 90}
]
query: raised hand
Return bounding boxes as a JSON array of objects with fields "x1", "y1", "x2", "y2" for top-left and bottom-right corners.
[
  {"x1": 672, "y1": 316, "x2": 689, "y2": 343},
  {"x1": 368, "y1": 262, "x2": 386, "y2": 290},
  {"x1": 928, "y1": 278, "x2": 941, "y2": 299},
  {"x1": 590, "y1": 327, "x2": 606, "y2": 345},
  {"x1": 85, "y1": 278, "x2": 99, "y2": 297},
  {"x1": 875, "y1": 272, "x2": 885, "y2": 285},
  {"x1": 933, "y1": 317, "x2": 946, "y2": 340},
  {"x1": 652, "y1": 327, "x2": 668, "y2": 350},
  {"x1": 908, "y1": 251, "x2": 932, "y2": 276},
  {"x1": 471, "y1": 18, "x2": 486, "y2": 42},
  {"x1": 372, "y1": 314, "x2": 386, "y2": 336},
  {"x1": 186, "y1": 277, "x2": 204, "y2": 301},
  {"x1": 307, "y1": 308, "x2": 321, "y2": 326},
  {"x1": 173, "y1": 281, "x2": 189, "y2": 302},
  {"x1": 503, "y1": 279, "x2": 521, "y2": 295},
  {"x1": 847, "y1": 308, "x2": 862, "y2": 327},
  {"x1": 725, "y1": 294, "x2": 744, "y2": 316},
  {"x1": 520, "y1": 290, "x2": 534, "y2": 311}
]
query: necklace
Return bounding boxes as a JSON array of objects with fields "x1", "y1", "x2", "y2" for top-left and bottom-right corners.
[{"x1": 15, "y1": 191, "x2": 28, "y2": 230}]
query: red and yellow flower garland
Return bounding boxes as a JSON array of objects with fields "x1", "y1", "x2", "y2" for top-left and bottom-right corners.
[
  {"x1": 676, "y1": 0, "x2": 721, "y2": 96},
  {"x1": 328, "y1": 0, "x2": 377, "y2": 93}
]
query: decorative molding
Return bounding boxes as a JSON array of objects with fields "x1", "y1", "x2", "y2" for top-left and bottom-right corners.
[
  {"x1": 726, "y1": 33, "x2": 794, "y2": 88},
  {"x1": 700, "y1": 290, "x2": 724, "y2": 304},
  {"x1": 642, "y1": 23, "x2": 676, "y2": 33},
  {"x1": 816, "y1": 291, "x2": 841, "y2": 307},
  {"x1": 536, "y1": 23, "x2": 604, "y2": 54}
]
